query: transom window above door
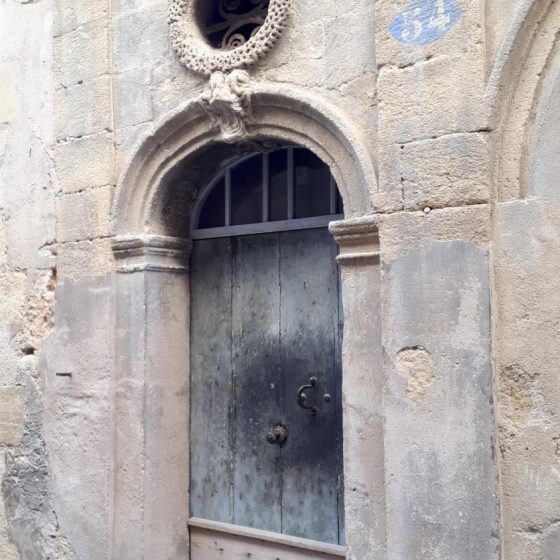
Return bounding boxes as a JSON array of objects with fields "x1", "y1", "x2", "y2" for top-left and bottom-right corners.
[{"x1": 191, "y1": 147, "x2": 344, "y2": 239}]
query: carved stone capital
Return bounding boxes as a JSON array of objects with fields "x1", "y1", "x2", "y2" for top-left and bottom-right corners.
[
  {"x1": 198, "y1": 70, "x2": 252, "y2": 142},
  {"x1": 329, "y1": 217, "x2": 380, "y2": 267},
  {"x1": 112, "y1": 235, "x2": 191, "y2": 273}
]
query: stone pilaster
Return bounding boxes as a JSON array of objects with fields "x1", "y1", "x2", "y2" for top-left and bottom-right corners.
[{"x1": 330, "y1": 217, "x2": 386, "y2": 560}]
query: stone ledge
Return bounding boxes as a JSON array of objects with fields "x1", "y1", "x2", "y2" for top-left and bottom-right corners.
[
  {"x1": 112, "y1": 235, "x2": 191, "y2": 273},
  {"x1": 329, "y1": 216, "x2": 380, "y2": 266}
]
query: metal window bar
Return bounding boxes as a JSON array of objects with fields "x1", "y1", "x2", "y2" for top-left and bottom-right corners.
[
  {"x1": 262, "y1": 153, "x2": 270, "y2": 223},
  {"x1": 192, "y1": 147, "x2": 343, "y2": 239},
  {"x1": 330, "y1": 174, "x2": 338, "y2": 215},
  {"x1": 224, "y1": 167, "x2": 232, "y2": 227},
  {"x1": 287, "y1": 147, "x2": 295, "y2": 220}
]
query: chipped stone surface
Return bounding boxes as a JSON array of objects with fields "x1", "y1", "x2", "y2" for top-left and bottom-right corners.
[
  {"x1": 395, "y1": 347, "x2": 434, "y2": 402},
  {"x1": 2, "y1": 374, "x2": 76, "y2": 560},
  {"x1": 0, "y1": 452, "x2": 20, "y2": 560}
]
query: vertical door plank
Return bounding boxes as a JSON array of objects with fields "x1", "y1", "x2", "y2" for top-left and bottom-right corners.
[
  {"x1": 190, "y1": 238, "x2": 234, "y2": 522},
  {"x1": 335, "y1": 259, "x2": 345, "y2": 546},
  {"x1": 279, "y1": 229, "x2": 342, "y2": 544},
  {"x1": 231, "y1": 234, "x2": 283, "y2": 532}
]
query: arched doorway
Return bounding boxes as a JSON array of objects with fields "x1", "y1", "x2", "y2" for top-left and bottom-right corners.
[
  {"x1": 111, "y1": 86, "x2": 383, "y2": 560},
  {"x1": 188, "y1": 146, "x2": 346, "y2": 558}
]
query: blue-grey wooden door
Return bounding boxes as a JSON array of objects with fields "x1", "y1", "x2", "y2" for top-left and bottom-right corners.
[{"x1": 189, "y1": 227, "x2": 344, "y2": 546}]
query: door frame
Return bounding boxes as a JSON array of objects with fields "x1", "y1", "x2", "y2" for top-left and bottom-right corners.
[{"x1": 110, "y1": 85, "x2": 384, "y2": 560}]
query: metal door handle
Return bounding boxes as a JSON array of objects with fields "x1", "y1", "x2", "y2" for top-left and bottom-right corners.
[
  {"x1": 297, "y1": 376, "x2": 319, "y2": 414},
  {"x1": 296, "y1": 376, "x2": 331, "y2": 415}
]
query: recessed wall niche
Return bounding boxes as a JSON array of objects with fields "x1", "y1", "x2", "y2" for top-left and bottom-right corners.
[{"x1": 196, "y1": 0, "x2": 270, "y2": 50}]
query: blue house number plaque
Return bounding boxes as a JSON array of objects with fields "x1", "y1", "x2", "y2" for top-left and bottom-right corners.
[{"x1": 389, "y1": 0, "x2": 462, "y2": 46}]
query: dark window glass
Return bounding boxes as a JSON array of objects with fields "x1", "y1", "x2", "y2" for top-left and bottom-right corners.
[
  {"x1": 231, "y1": 155, "x2": 263, "y2": 226},
  {"x1": 198, "y1": 178, "x2": 225, "y2": 229},
  {"x1": 336, "y1": 188, "x2": 343, "y2": 214},
  {"x1": 269, "y1": 149, "x2": 288, "y2": 222},
  {"x1": 294, "y1": 149, "x2": 331, "y2": 218}
]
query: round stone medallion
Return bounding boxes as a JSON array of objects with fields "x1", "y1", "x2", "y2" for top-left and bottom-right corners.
[{"x1": 168, "y1": 0, "x2": 291, "y2": 76}]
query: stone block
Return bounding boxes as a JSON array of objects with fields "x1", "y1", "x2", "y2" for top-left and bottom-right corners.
[
  {"x1": 55, "y1": 76, "x2": 111, "y2": 140},
  {"x1": 113, "y1": 67, "x2": 153, "y2": 129},
  {"x1": 0, "y1": 271, "x2": 27, "y2": 321},
  {"x1": 260, "y1": 0, "x2": 375, "y2": 97},
  {"x1": 112, "y1": 4, "x2": 170, "y2": 74},
  {"x1": 4, "y1": 187, "x2": 56, "y2": 270},
  {"x1": 0, "y1": 272, "x2": 26, "y2": 391},
  {"x1": 376, "y1": 143, "x2": 404, "y2": 212},
  {"x1": 0, "y1": 387, "x2": 27, "y2": 446},
  {"x1": 58, "y1": 238, "x2": 113, "y2": 279},
  {"x1": 39, "y1": 276, "x2": 112, "y2": 560},
  {"x1": 378, "y1": 55, "x2": 485, "y2": 145},
  {"x1": 56, "y1": 186, "x2": 113, "y2": 243},
  {"x1": 55, "y1": 133, "x2": 115, "y2": 193},
  {"x1": 54, "y1": 0, "x2": 109, "y2": 37},
  {"x1": 400, "y1": 132, "x2": 489, "y2": 209},
  {"x1": 379, "y1": 204, "x2": 490, "y2": 263},
  {"x1": 54, "y1": 18, "x2": 110, "y2": 88},
  {"x1": 152, "y1": 58, "x2": 203, "y2": 119},
  {"x1": 383, "y1": 240, "x2": 498, "y2": 559}
]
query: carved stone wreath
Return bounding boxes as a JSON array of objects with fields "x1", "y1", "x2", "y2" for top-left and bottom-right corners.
[{"x1": 168, "y1": 0, "x2": 290, "y2": 75}]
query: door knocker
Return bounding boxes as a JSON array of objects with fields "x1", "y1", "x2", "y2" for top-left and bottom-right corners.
[
  {"x1": 296, "y1": 376, "x2": 331, "y2": 415},
  {"x1": 266, "y1": 423, "x2": 288, "y2": 446}
]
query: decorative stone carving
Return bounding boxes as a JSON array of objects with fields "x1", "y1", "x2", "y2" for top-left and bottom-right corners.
[
  {"x1": 168, "y1": 0, "x2": 290, "y2": 75},
  {"x1": 198, "y1": 70, "x2": 252, "y2": 142}
]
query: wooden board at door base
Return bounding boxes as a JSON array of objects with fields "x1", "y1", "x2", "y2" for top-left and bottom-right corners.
[{"x1": 189, "y1": 519, "x2": 346, "y2": 560}]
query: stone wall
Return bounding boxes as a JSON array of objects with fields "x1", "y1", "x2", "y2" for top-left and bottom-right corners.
[
  {"x1": 491, "y1": 2, "x2": 560, "y2": 557},
  {"x1": 0, "y1": 1, "x2": 69, "y2": 558},
  {"x1": 0, "y1": 0, "x2": 559, "y2": 559}
]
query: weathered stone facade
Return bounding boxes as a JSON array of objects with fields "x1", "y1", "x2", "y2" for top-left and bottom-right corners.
[{"x1": 0, "y1": 0, "x2": 558, "y2": 558}]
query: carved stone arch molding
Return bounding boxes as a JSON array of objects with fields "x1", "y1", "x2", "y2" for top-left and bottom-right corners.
[
  {"x1": 110, "y1": 86, "x2": 384, "y2": 560},
  {"x1": 486, "y1": 0, "x2": 560, "y2": 201},
  {"x1": 113, "y1": 84, "x2": 377, "y2": 235}
]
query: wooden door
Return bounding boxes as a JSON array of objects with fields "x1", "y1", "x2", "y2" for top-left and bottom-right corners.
[{"x1": 190, "y1": 227, "x2": 344, "y2": 558}]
